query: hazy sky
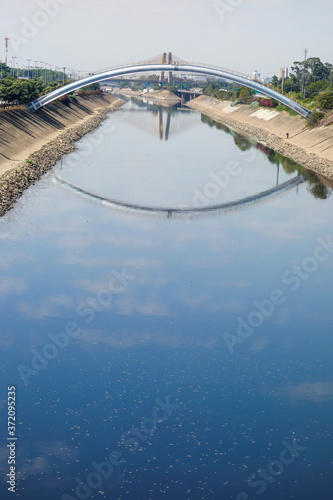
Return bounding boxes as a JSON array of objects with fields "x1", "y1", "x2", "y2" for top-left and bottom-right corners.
[{"x1": 1, "y1": 0, "x2": 332, "y2": 77}]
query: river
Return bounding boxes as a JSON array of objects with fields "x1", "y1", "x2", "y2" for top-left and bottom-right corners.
[{"x1": 0, "y1": 98, "x2": 332, "y2": 499}]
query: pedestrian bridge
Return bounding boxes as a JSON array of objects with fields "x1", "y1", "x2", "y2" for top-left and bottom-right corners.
[{"x1": 27, "y1": 53, "x2": 311, "y2": 118}]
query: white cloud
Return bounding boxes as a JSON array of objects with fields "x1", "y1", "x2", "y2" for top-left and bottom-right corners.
[
  {"x1": 286, "y1": 382, "x2": 333, "y2": 403},
  {"x1": 17, "y1": 294, "x2": 75, "y2": 319},
  {"x1": 0, "y1": 277, "x2": 27, "y2": 296}
]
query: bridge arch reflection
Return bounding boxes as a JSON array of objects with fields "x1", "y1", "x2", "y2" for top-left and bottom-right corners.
[{"x1": 54, "y1": 174, "x2": 306, "y2": 220}]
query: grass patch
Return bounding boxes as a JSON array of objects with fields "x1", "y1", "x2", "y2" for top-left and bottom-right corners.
[
  {"x1": 248, "y1": 101, "x2": 259, "y2": 110},
  {"x1": 306, "y1": 111, "x2": 325, "y2": 129},
  {"x1": 276, "y1": 104, "x2": 298, "y2": 116}
]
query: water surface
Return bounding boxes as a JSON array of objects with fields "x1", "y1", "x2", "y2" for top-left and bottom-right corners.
[{"x1": 1, "y1": 98, "x2": 333, "y2": 499}]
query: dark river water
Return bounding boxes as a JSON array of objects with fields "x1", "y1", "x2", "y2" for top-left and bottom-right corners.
[{"x1": 1, "y1": 98, "x2": 333, "y2": 500}]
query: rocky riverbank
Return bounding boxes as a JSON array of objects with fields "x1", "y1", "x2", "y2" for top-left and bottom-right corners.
[
  {"x1": 0, "y1": 97, "x2": 124, "y2": 217},
  {"x1": 187, "y1": 96, "x2": 333, "y2": 179}
]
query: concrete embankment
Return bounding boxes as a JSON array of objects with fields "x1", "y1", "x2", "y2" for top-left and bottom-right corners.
[
  {"x1": 117, "y1": 88, "x2": 180, "y2": 105},
  {"x1": 0, "y1": 94, "x2": 124, "y2": 217},
  {"x1": 186, "y1": 96, "x2": 333, "y2": 178}
]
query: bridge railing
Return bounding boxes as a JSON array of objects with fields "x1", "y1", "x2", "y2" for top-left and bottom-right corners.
[
  {"x1": 27, "y1": 59, "x2": 312, "y2": 118},
  {"x1": 88, "y1": 60, "x2": 309, "y2": 111},
  {"x1": 92, "y1": 60, "x2": 253, "y2": 81},
  {"x1": 90, "y1": 60, "x2": 308, "y2": 105},
  {"x1": 177, "y1": 61, "x2": 251, "y2": 79}
]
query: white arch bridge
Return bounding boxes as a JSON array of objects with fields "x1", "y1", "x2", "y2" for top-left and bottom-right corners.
[{"x1": 26, "y1": 53, "x2": 311, "y2": 118}]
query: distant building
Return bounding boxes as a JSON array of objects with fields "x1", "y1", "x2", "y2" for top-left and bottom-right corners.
[
  {"x1": 252, "y1": 70, "x2": 260, "y2": 80},
  {"x1": 251, "y1": 70, "x2": 266, "y2": 83},
  {"x1": 278, "y1": 67, "x2": 288, "y2": 79},
  {"x1": 193, "y1": 75, "x2": 208, "y2": 83}
]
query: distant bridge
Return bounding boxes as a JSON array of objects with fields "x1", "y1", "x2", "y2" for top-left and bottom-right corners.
[
  {"x1": 27, "y1": 53, "x2": 312, "y2": 119},
  {"x1": 177, "y1": 89, "x2": 203, "y2": 101}
]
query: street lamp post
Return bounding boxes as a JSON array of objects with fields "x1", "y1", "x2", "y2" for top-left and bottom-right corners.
[
  {"x1": 12, "y1": 57, "x2": 17, "y2": 77},
  {"x1": 34, "y1": 60, "x2": 38, "y2": 79},
  {"x1": 40, "y1": 62, "x2": 46, "y2": 86},
  {"x1": 27, "y1": 59, "x2": 31, "y2": 79},
  {"x1": 302, "y1": 48, "x2": 308, "y2": 99}
]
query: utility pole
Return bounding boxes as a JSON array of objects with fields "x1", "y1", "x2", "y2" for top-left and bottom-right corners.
[
  {"x1": 41, "y1": 62, "x2": 46, "y2": 86},
  {"x1": 34, "y1": 60, "x2": 38, "y2": 79},
  {"x1": 42, "y1": 62, "x2": 46, "y2": 86},
  {"x1": 12, "y1": 56, "x2": 17, "y2": 78},
  {"x1": 5, "y1": 37, "x2": 10, "y2": 65},
  {"x1": 302, "y1": 48, "x2": 308, "y2": 99},
  {"x1": 281, "y1": 69, "x2": 284, "y2": 93},
  {"x1": 27, "y1": 59, "x2": 31, "y2": 79},
  {"x1": 63, "y1": 67, "x2": 66, "y2": 84}
]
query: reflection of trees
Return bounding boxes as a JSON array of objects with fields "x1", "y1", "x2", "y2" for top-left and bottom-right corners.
[
  {"x1": 267, "y1": 151, "x2": 303, "y2": 174},
  {"x1": 266, "y1": 151, "x2": 332, "y2": 199},
  {"x1": 304, "y1": 171, "x2": 332, "y2": 199},
  {"x1": 201, "y1": 113, "x2": 333, "y2": 201},
  {"x1": 201, "y1": 114, "x2": 231, "y2": 134},
  {"x1": 233, "y1": 135, "x2": 251, "y2": 152},
  {"x1": 201, "y1": 114, "x2": 252, "y2": 150},
  {"x1": 130, "y1": 97, "x2": 147, "y2": 107}
]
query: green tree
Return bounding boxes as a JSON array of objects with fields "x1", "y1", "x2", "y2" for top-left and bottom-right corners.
[
  {"x1": 237, "y1": 86, "x2": 254, "y2": 104},
  {"x1": 0, "y1": 62, "x2": 10, "y2": 78},
  {"x1": 305, "y1": 80, "x2": 329, "y2": 98},
  {"x1": 167, "y1": 84, "x2": 179, "y2": 94},
  {"x1": 0, "y1": 77, "x2": 43, "y2": 104},
  {"x1": 306, "y1": 57, "x2": 330, "y2": 82},
  {"x1": 316, "y1": 91, "x2": 333, "y2": 110},
  {"x1": 203, "y1": 82, "x2": 220, "y2": 96}
]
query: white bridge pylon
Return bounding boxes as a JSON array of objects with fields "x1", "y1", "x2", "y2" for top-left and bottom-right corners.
[{"x1": 27, "y1": 55, "x2": 311, "y2": 118}]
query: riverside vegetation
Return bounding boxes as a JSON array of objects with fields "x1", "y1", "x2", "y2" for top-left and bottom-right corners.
[{"x1": 202, "y1": 56, "x2": 333, "y2": 128}]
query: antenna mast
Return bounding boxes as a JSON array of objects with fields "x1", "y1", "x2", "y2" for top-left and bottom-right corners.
[{"x1": 5, "y1": 37, "x2": 10, "y2": 65}]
